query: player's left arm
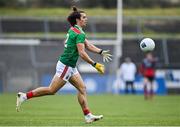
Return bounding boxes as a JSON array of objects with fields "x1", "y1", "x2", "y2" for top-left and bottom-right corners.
[
  {"x1": 84, "y1": 39, "x2": 101, "y2": 53},
  {"x1": 85, "y1": 39, "x2": 112, "y2": 62}
]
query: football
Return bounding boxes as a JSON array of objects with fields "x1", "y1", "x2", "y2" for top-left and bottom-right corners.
[{"x1": 140, "y1": 38, "x2": 155, "y2": 52}]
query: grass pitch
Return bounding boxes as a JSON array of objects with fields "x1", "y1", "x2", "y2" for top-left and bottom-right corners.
[{"x1": 0, "y1": 94, "x2": 180, "y2": 126}]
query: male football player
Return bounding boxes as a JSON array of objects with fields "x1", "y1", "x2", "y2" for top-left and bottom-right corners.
[{"x1": 16, "y1": 6, "x2": 112, "y2": 123}]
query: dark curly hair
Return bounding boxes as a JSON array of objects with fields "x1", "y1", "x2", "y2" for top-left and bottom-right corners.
[{"x1": 67, "y1": 6, "x2": 85, "y2": 26}]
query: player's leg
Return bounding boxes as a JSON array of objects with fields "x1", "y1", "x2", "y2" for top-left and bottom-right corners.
[
  {"x1": 149, "y1": 78, "x2": 154, "y2": 99},
  {"x1": 69, "y1": 73, "x2": 88, "y2": 110},
  {"x1": 69, "y1": 73, "x2": 103, "y2": 123},
  {"x1": 125, "y1": 81, "x2": 128, "y2": 94},
  {"x1": 130, "y1": 81, "x2": 135, "y2": 94},
  {"x1": 16, "y1": 75, "x2": 66, "y2": 111},
  {"x1": 30, "y1": 75, "x2": 66, "y2": 97},
  {"x1": 16, "y1": 61, "x2": 68, "y2": 111},
  {"x1": 144, "y1": 77, "x2": 149, "y2": 100}
]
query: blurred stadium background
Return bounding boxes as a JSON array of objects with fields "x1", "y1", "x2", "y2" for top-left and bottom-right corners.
[
  {"x1": 0, "y1": 0, "x2": 180, "y2": 126},
  {"x1": 0, "y1": 0, "x2": 180, "y2": 95}
]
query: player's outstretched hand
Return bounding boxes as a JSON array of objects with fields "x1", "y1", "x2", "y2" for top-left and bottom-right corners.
[
  {"x1": 101, "y1": 50, "x2": 112, "y2": 62},
  {"x1": 93, "y1": 63, "x2": 105, "y2": 74}
]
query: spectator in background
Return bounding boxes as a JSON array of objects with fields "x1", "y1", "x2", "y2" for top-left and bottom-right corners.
[
  {"x1": 140, "y1": 52, "x2": 157, "y2": 100},
  {"x1": 119, "y1": 57, "x2": 137, "y2": 94}
]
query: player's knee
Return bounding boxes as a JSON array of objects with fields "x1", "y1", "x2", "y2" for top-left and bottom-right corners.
[{"x1": 48, "y1": 88, "x2": 56, "y2": 95}]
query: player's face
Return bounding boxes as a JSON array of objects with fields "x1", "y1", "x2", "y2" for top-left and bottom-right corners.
[{"x1": 78, "y1": 13, "x2": 87, "y2": 27}]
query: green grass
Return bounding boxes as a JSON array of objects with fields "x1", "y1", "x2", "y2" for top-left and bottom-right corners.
[
  {"x1": 0, "y1": 94, "x2": 180, "y2": 126},
  {"x1": 0, "y1": 7, "x2": 180, "y2": 17}
]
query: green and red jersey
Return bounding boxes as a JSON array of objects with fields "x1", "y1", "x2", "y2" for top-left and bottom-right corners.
[{"x1": 59, "y1": 25, "x2": 86, "y2": 67}]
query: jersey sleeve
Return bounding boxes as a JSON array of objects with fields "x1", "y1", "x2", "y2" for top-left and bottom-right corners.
[{"x1": 76, "y1": 33, "x2": 85, "y2": 44}]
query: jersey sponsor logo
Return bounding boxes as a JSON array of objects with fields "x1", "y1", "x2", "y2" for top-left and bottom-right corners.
[{"x1": 70, "y1": 27, "x2": 81, "y2": 34}]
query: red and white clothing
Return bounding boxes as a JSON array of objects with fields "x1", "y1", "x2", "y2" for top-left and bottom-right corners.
[
  {"x1": 55, "y1": 61, "x2": 79, "y2": 82},
  {"x1": 140, "y1": 58, "x2": 156, "y2": 80}
]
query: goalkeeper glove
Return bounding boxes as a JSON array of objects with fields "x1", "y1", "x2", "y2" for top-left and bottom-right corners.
[
  {"x1": 100, "y1": 50, "x2": 112, "y2": 62},
  {"x1": 93, "y1": 62, "x2": 105, "y2": 74}
]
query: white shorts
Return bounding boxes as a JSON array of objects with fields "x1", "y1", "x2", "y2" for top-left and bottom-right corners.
[{"x1": 55, "y1": 61, "x2": 79, "y2": 82}]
